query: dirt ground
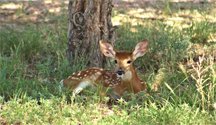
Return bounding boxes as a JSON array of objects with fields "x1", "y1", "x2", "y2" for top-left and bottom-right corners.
[{"x1": 1, "y1": 0, "x2": 215, "y2": 26}]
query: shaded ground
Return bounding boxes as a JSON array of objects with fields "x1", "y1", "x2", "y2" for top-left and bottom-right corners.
[{"x1": 1, "y1": 0, "x2": 216, "y2": 25}]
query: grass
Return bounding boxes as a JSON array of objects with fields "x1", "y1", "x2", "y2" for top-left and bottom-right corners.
[{"x1": 1, "y1": 0, "x2": 216, "y2": 124}]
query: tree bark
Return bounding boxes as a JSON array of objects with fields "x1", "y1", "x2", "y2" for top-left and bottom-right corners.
[{"x1": 67, "y1": 0, "x2": 119, "y2": 68}]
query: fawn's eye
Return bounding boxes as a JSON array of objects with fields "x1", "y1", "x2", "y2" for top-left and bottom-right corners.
[
  {"x1": 114, "y1": 60, "x2": 117, "y2": 64},
  {"x1": 127, "y1": 60, "x2": 131, "y2": 64}
]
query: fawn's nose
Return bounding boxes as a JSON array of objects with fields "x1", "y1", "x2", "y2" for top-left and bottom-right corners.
[{"x1": 117, "y1": 68, "x2": 124, "y2": 75}]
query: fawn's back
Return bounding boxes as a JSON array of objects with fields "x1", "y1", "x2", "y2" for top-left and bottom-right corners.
[{"x1": 62, "y1": 39, "x2": 149, "y2": 97}]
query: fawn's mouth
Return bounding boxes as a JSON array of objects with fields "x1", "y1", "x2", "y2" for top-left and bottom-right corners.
[
  {"x1": 116, "y1": 70, "x2": 132, "y2": 80},
  {"x1": 117, "y1": 69, "x2": 125, "y2": 75}
]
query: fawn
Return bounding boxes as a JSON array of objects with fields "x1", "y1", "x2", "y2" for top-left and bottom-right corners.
[{"x1": 62, "y1": 39, "x2": 149, "y2": 98}]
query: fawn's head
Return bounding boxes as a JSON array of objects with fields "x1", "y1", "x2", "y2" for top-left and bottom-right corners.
[{"x1": 99, "y1": 39, "x2": 149, "y2": 80}]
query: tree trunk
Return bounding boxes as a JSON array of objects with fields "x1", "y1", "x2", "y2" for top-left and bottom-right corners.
[{"x1": 67, "y1": 0, "x2": 119, "y2": 68}]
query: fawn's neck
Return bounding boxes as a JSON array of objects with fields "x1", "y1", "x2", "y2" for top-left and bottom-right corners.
[{"x1": 120, "y1": 68, "x2": 143, "y2": 93}]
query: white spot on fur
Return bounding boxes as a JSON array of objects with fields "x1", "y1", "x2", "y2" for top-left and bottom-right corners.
[
  {"x1": 90, "y1": 75, "x2": 96, "y2": 81},
  {"x1": 72, "y1": 77, "x2": 76, "y2": 79},
  {"x1": 105, "y1": 79, "x2": 109, "y2": 83},
  {"x1": 68, "y1": 76, "x2": 72, "y2": 79},
  {"x1": 77, "y1": 71, "x2": 81, "y2": 76}
]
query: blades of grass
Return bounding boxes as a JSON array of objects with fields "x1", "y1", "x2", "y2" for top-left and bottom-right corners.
[{"x1": 164, "y1": 82, "x2": 176, "y2": 96}]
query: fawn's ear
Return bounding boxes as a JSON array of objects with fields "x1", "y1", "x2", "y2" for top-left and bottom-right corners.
[
  {"x1": 99, "y1": 40, "x2": 116, "y2": 58},
  {"x1": 132, "y1": 39, "x2": 149, "y2": 60}
]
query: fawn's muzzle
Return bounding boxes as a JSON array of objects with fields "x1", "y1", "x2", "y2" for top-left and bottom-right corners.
[{"x1": 117, "y1": 69, "x2": 124, "y2": 75}]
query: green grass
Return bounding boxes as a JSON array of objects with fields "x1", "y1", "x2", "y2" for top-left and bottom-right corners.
[{"x1": 1, "y1": 0, "x2": 216, "y2": 124}]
